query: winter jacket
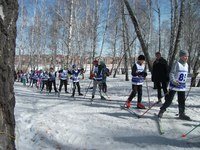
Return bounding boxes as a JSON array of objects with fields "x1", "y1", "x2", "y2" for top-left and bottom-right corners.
[
  {"x1": 131, "y1": 62, "x2": 147, "y2": 85},
  {"x1": 169, "y1": 59, "x2": 188, "y2": 91},
  {"x1": 152, "y1": 57, "x2": 169, "y2": 82}
]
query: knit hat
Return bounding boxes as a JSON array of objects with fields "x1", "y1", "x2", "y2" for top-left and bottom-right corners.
[
  {"x1": 138, "y1": 55, "x2": 145, "y2": 60},
  {"x1": 93, "y1": 60, "x2": 98, "y2": 65},
  {"x1": 179, "y1": 50, "x2": 188, "y2": 57},
  {"x1": 100, "y1": 61, "x2": 105, "y2": 65}
]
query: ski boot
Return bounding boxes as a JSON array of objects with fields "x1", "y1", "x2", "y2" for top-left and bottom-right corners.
[
  {"x1": 157, "y1": 98, "x2": 162, "y2": 103},
  {"x1": 124, "y1": 100, "x2": 131, "y2": 108},
  {"x1": 179, "y1": 113, "x2": 191, "y2": 120},
  {"x1": 137, "y1": 103, "x2": 145, "y2": 109},
  {"x1": 101, "y1": 95, "x2": 106, "y2": 100},
  {"x1": 79, "y1": 93, "x2": 83, "y2": 96},
  {"x1": 158, "y1": 109, "x2": 165, "y2": 118}
]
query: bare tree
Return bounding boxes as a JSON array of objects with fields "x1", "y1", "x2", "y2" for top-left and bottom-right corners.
[
  {"x1": 0, "y1": 0, "x2": 18, "y2": 149},
  {"x1": 121, "y1": 1, "x2": 129, "y2": 81},
  {"x1": 168, "y1": 0, "x2": 179, "y2": 61},
  {"x1": 99, "y1": 0, "x2": 111, "y2": 58},
  {"x1": 168, "y1": 0, "x2": 185, "y2": 69},
  {"x1": 123, "y1": 0, "x2": 152, "y2": 71}
]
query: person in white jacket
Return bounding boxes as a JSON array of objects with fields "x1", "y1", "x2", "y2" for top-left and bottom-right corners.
[{"x1": 158, "y1": 50, "x2": 191, "y2": 120}]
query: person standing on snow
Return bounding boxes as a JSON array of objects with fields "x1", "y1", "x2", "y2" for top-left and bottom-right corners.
[
  {"x1": 90, "y1": 60, "x2": 99, "y2": 79},
  {"x1": 69, "y1": 64, "x2": 84, "y2": 97},
  {"x1": 58, "y1": 66, "x2": 70, "y2": 94},
  {"x1": 100, "y1": 61, "x2": 110, "y2": 94},
  {"x1": 152, "y1": 52, "x2": 169, "y2": 103},
  {"x1": 40, "y1": 70, "x2": 50, "y2": 93},
  {"x1": 158, "y1": 50, "x2": 191, "y2": 120},
  {"x1": 124, "y1": 55, "x2": 147, "y2": 109},
  {"x1": 48, "y1": 67, "x2": 58, "y2": 93},
  {"x1": 91, "y1": 61, "x2": 107, "y2": 100}
]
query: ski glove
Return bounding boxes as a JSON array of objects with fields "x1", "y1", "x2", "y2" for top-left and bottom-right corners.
[
  {"x1": 138, "y1": 72, "x2": 147, "y2": 77},
  {"x1": 172, "y1": 80, "x2": 180, "y2": 86}
]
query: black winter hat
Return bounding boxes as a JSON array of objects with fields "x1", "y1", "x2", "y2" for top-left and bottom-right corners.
[{"x1": 138, "y1": 55, "x2": 145, "y2": 60}]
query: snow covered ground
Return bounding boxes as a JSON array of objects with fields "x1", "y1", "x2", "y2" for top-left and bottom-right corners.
[{"x1": 14, "y1": 74, "x2": 200, "y2": 150}]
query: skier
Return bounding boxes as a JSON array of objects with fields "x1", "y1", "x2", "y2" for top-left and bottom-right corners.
[
  {"x1": 158, "y1": 50, "x2": 191, "y2": 120},
  {"x1": 21, "y1": 71, "x2": 27, "y2": 86},
  {"x1": 90, "y1": 60, "x2": 99, "y2": 79},
  {"x1": 152, "y1": 52, "x2": 169, "y2": 103},
  {"x1": 124, "y1": 55, "x2": 147, "y2": 109},
  {"x1": 28, "y1": 70, "x2": 34, "y2": 87},
  {"x1": 40, "y1": 70, "x2": 49, "y2": 93},
  {"x1": 91, "y1": 60, "x2": 108, "y2": 100},
  {"x1": 88, "y1": 60, "x2": 99, "y2": 90},
  {"x1": 69, "y1": 64, "x2": 84, "y2": 97},
  {"x1": 100, "y1": 61, "x2": 110, "y2": 93},
  {"x1": 31, "y1": 70, "x2": 39, "y2": 88},
  {"x1": 58, "y1": 66, "x2": 70, "y2": 94},
  {"x1": 48, "y1": 67, "x2": 58, "y2": 93}
]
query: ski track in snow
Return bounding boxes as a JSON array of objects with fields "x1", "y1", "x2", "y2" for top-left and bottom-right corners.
[{"x1": 14, "y1": 75, "x2": 200, "y2": 150}]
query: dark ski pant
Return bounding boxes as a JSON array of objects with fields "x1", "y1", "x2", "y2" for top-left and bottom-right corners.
[
  {"x1": 49, "y1": 80, "x2": 58, "y2": 93},
  {"x1": 128, "y1": 85, "x2": 142, "y2": 103},
  {"x1": 155, "y1": 81, "x2": 168, "y2": 99},
  {"x1": 59, "y1": 79, "x2": 68, "y2": 92},
  {"x1": 160, "y1": 90, "x2": 185, "y2": 114},
  {"x1": 41, "y1": 80, "x2": 49, "y2": 91},
  {"x1": 72, "y1": 82, "x2": 81, "y2": 96},
  {"x1": 102, "y1": 82, "x2": 107, "y2": 93}
]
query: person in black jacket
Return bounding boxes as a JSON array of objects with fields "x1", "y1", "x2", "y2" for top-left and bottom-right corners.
[{"x1": 152, "y1": 52, "x2": 169, "y2": 103}]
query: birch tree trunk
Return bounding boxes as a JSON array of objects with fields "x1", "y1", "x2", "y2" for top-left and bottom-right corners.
[
  {"x1": 99, "y1": 0, "x2": 111, "y2": 58},
  {"x1": 92, "y1": 0, "x2": 99, "y2": 61},
  {"x1": 66, "y1": 0, "x2": 74, "y2": 67},
  {"x1": 0, "y1": 0, "x2": 18, "y2": 149},
  {"x1": 121, "y1": 2, "x2": 129, "y2": 81},
  {"x1": 123, "y1": 0, "x2": 152, "y2": 71},
  {"x1": 191, "y1": 46, "x2": 200, "y2": 87},
  {"x1": 168, "y1": 0, "x2": 179, "y2": 61},
  {"x1": 110, "y1": 23, "x2": 118, "y2": 75},
  {"x1": 169, "y1": 0, "x2": 185, "y2": 69}
]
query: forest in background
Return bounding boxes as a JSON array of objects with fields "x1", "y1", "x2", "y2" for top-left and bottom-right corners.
[{"x1": 16, "y1": 0, "x2": 200, "y2": 84}]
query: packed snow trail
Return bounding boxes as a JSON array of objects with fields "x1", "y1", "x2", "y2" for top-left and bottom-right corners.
[{"x1": 14, "y1": 76, "x2": 200, "y2": 150}]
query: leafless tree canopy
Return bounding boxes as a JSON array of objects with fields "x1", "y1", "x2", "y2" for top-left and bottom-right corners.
[{"x1": 16, "y1": 0, "x2": 200, "y2": 82}]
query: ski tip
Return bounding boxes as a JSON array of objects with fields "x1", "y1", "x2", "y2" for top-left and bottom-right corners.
[
  {"x1": 160, "y1": 132, "x2": 165, "y2": 135},
  {"x1": 181, "y1": 134, "x2": 186, "y2": 138}
]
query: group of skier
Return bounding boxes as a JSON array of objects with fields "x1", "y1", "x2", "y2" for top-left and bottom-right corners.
[
  {"x1": 16, "y1": 49, "x2": 191, "y2": 121},
  {"x1": 16, "y1": 60, "x2": 110, "y2": 99},
  {"x1": 124, "y1": 50, "x2": 191, "y2": 120}
]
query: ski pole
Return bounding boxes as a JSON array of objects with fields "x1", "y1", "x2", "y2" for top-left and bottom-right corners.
[
  {"x1": 138, "y1": 101, "x2": 158, "y2": 118},
  {"x1": 145, "y1": 78, "x2": 151, "y2": 108},
  {"x1": 185, "y1": 75, "x2": 196, "y2": 100},
  {"x1": 84, "y1": 80, "x2": 93, "y2": 98},
  {"x1": 181, "y1": 123, "x2": 200, "y2": 138},
  {"x1": 138, "y1": 89, "x2": 172, "y2": 118}
]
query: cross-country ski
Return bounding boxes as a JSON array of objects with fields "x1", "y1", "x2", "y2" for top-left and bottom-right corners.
[
  {"x1": 120, "y1": 105, "x2": 140, "y2": 118},
  {"x1": 154, "y1": 113, "x2": 165, "y2": 135}
]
